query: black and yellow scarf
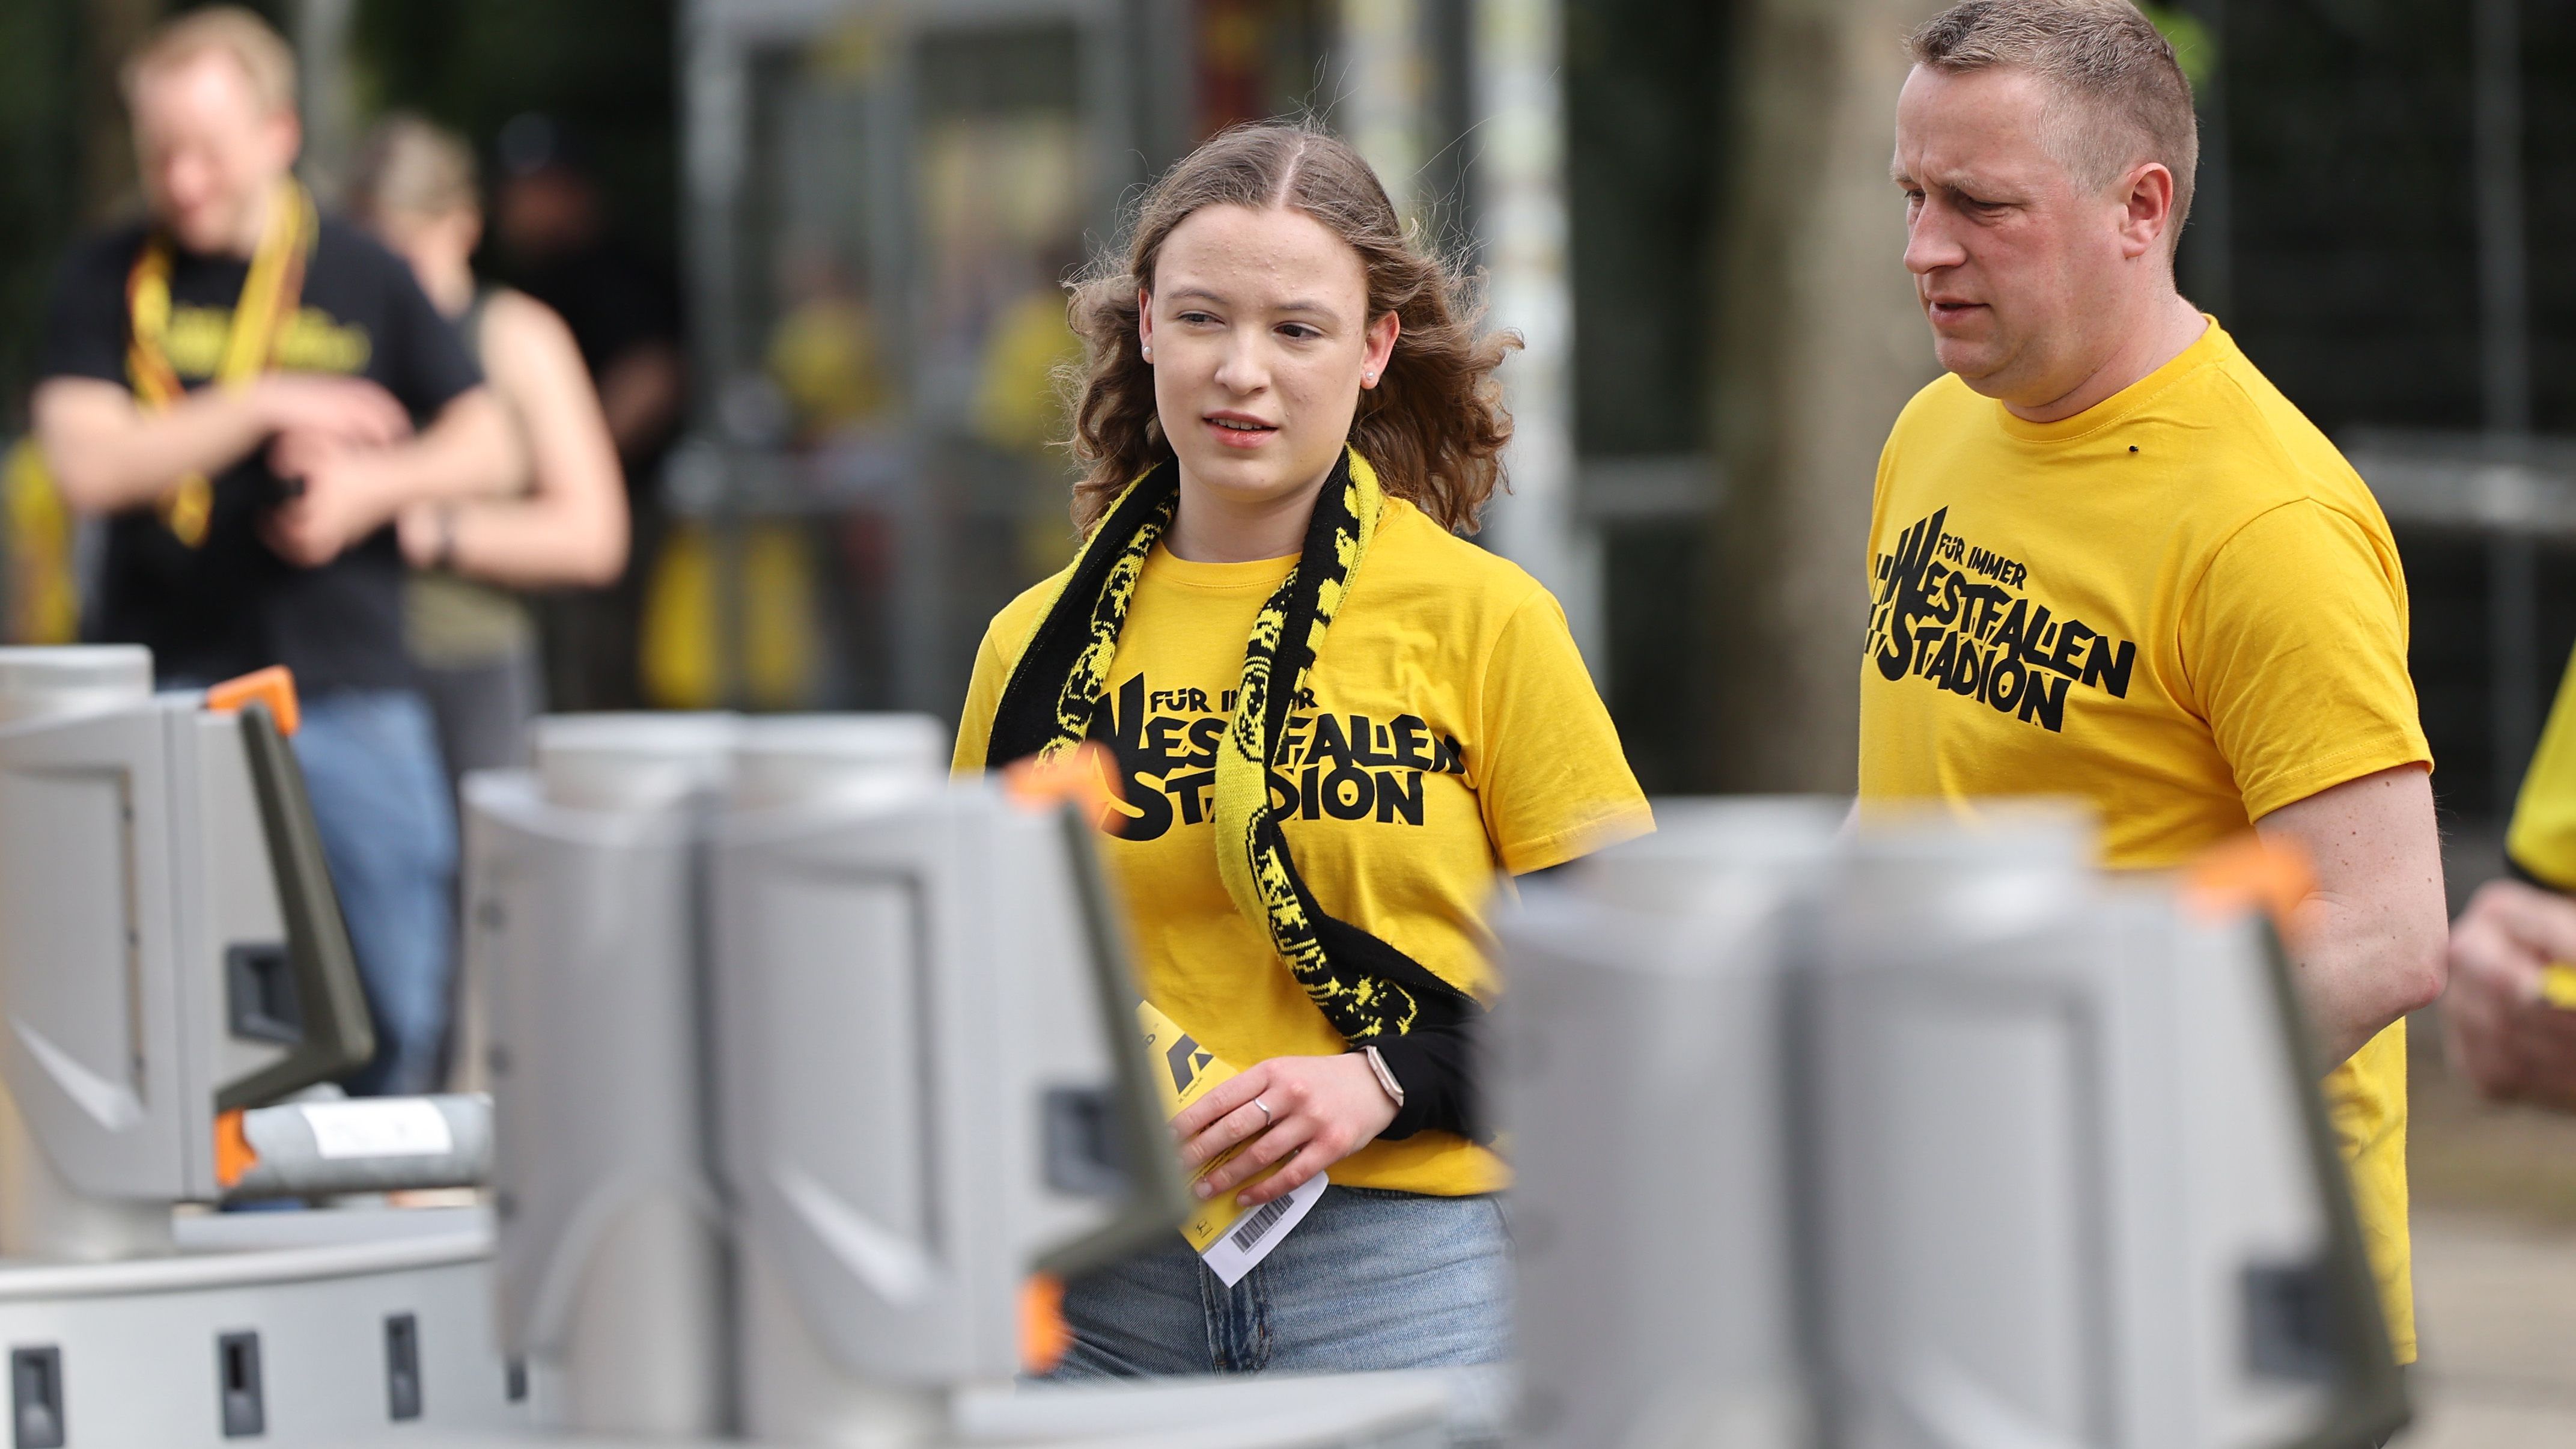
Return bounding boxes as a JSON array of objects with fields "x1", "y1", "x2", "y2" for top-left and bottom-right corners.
[
  {"x1": 127, "y1": 178, "x2": 318, "y2": 547},
  {"x1": 987, "y1": 448, "x2": 1482, "y2": 1137}
]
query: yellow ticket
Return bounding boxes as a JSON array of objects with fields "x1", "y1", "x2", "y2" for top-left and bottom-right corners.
[{"x1": 1136, "y1": 1001, "x2": 1326, "y2": 1283}]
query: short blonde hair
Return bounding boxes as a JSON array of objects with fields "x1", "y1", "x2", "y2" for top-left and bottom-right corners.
[
  {"x1": 1910, "y1": 0, "x2": 2198, "y2": 243},
  {"x1": 347, "y1": 114, "x2": 480, "y2": 224},
  {"x1": 123, "y1": 5, "x2": 299, "y2": 118}
]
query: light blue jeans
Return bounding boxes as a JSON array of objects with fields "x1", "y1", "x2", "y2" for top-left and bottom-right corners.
[
  {"x1": 291, "y1": 689, "x2": 458, "y2": 1096},
  {"x1": 1050, "y1": 1185, "x2": 1511, "y2": 1377}
]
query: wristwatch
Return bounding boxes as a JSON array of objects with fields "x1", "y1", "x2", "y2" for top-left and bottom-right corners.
[{"x1": 1360, "y1": 1045, "x2": 1405, "y2": 1109}]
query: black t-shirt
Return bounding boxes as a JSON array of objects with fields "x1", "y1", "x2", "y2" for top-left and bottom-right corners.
[{"x1": 38, "y1": 216, "x2": 483, "y2": 692}]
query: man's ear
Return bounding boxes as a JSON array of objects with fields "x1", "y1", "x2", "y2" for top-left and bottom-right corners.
[
  {"x1": 2118, "y1": 161, "x2": 2176, "y2": 260},
  {"x1": 269, "y1": 108, "x2": 303, "y2": 174}
]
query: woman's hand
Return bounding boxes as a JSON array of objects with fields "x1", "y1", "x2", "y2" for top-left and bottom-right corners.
[{"x1": 1170, "y1": 1052, "x2": 1396, "y2": 1209}]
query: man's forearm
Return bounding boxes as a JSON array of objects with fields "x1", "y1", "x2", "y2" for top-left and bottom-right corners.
[
  {"x1": 351, "y1": 391, "x2": 518, "y2": 515},
  {"x1": 2293, "y1": 907, "x2": 2447, "y2": 1067},
  {"x1": 2255, "y1": 764, "x2": 2449, "y2": 1071},
  {"x1": 35, "y1": 380, "x2": 273, "y2": 514}
]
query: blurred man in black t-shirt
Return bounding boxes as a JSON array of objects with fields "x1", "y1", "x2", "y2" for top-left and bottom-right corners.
[
  {"x1": 493, "y1": 114, "x2": 684, "y2": 710},
  {"x1": 31, "y1": 7, "x2": 516, "y2": 1095}
]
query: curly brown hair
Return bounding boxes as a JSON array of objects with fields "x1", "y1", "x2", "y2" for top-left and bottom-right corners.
[{"x1": 1059, "y1": 121, "x2": 1519, "y2": 534}]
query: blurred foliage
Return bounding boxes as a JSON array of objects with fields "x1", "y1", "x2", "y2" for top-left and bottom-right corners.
[
  {"x1": 350, "y1": 0, "x2": 678, "y2": 270},
  {"x1": 0, "y1": 0, "x2": 87, "y2": 432},
  {"x1": 2138, "y1": 4, "x2": 2217, "y2": 92}
]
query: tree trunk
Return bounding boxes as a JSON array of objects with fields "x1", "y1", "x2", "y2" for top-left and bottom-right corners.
[
  {"x1": 77, "y1": 0, "x2": 160, "y2": 223},
  {"x1": 1699, "y1": 0, "x2": 1943, "y2": 793}
]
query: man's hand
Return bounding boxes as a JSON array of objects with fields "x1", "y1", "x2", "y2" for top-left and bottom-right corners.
[
  {"x1": 262, "y1": 430, "x2": 397, "y2": 566},
  {"x1": 2445, "y1": 879, "x2": 2576, "y2": 1110},
  {"x1": 259, "y1": 389, "x2": 517, "y2": 567},
  {"x1": 252, "y1": 374, "x2": 412, "y2": 449},
  {"x1": 2255, "y1": 763, "x2": 2448, "y2": 1067},
  {"x1": 1170, "y1": 1053, "x2": 1398, "y2": 1209}
]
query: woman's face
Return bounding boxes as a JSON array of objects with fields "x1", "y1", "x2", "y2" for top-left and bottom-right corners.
[
  {"x1": 1140, "y1": 203, "x2": 1398, "y2": 519},
  {"x1": 374, "y1": 205, "x2": 481, "y2": 304}
]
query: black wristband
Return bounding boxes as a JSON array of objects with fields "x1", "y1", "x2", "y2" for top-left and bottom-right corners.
[{"x1": 1368, "y1": 1018, "x2": 1488, "y2": 1144}]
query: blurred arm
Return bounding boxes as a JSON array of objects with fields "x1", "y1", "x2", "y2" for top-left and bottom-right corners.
[
  {"x1": 36, "y1": 376, "x2": 284, "y2": 513},
  {"x1": 2255, "y1": 763, "x2": 2449, "y2": 1067},
  {"x1": 597, "y1": 340, "x2": 684, "y2": 464},
  {"x1": 343, "y1": 388, "x2": 517, "y2": 509},
  {"x1": 2444, "y1": 879, "x2": 2576, "y2": 1110},
  {"x1": 262, "y1": 389, "x2": 516, "y2": 567},
  {"x1": 403, "y1": 294, "x2": 629, "y2": 587}
]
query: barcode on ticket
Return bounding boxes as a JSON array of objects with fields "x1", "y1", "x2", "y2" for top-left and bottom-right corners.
[
  {"x1": 1195, "y1": 1170, "x2": 1329, "y2": 1287},
  {"x1": 1230, "y1": 1195, "x2": 1293, "y2": 1252}
]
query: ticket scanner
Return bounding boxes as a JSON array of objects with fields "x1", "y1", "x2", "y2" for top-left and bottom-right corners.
[
  {"x1": 0, "y1": 645, "x2": 522, "y2": 1444},
  {"x1": 709, "y1": 729, "x2": 1185, "y2": 1442},
  {"x1": 1503, "y1": 804, "x2": 2410, "y2": 1449}
]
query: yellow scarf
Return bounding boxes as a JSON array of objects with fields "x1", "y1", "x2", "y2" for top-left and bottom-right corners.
[
  {"x1": 988, "y1": 448, "x2": 1478, "y2": 1046},
  {"x1": 126, "y1": 178, "x2": 317, "y2": 547}
]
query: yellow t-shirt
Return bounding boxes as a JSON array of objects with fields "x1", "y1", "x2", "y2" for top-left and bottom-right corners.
[
  {"x1": 1857, "y1": 320, "x2": 2433, "y2": 1360},
  {"x1": 2507, "y1": 647, "x2": 2576, "y2": 887},
  {"x1": 955, "y1": 494, "x2": 1654, "y2": 1196}
]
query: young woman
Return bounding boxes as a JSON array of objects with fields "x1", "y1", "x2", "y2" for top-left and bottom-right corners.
[{"x1": 953, "y1": 123, "x2": 1651, "y2": 1375}]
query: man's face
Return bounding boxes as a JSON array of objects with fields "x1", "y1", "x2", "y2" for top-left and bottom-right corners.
[
  {"x1": 131, "y1": 52, "x2": 299, "y2": 257},
  {"x1": 495, "y1": 170, "x2": 598, "y2": 263},
  {"x1": 1893, "y1": 65, "x2": 2140, "y2": 407}
]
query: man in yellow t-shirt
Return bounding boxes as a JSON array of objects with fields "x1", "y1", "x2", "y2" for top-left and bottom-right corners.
[{"x1": 1870, "y1": 2, "x2": 2447, "y2": 1361}]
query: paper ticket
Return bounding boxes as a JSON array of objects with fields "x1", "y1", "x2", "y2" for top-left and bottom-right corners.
[{"x1": 1137, "y1": 1000, "x2": 1327, "y2": 1286}]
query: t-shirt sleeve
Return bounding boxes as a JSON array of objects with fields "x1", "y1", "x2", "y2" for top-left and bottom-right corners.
[
  {"x1": 377, "y1": 251, "x2": 483, "y2": 418},
  {"x1": 35, "y1": 236, "x2": 140, "y2": 387},
  {"x1": 951, "y1": 623, "x2": 1011, "y2": 776},
  {"x1": 1475, "y1": 590, "x2": 1654, "y2": 873},
  {"x1": 2183, "y1": 498, "x2": 2432, "y2": 822}
]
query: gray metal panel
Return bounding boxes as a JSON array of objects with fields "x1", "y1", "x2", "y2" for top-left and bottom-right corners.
[
  {"x1": 187, "y1": 713, "x2": 294, "y2": 1140},
  {"x1": 461, "y1": 770, "x2": 726, "y2": 1433},
  {"x1": 0, "y1": 701, "x2": 189, "y2": 1201},
  {"x1": 0, "y1": 1245, "x2": 523, "y2": 1444},
  {"x1": 1810, "y1": 823, "x2": 2357, "y2": 1449},
  {"x1": 713, "y1": 792, "x2": 993, "y2": 1383},
  {"x1": 712, "y1": 782, "x2": 1156, "y2": 1409},
  {"x1": 1502, "y1": 883, "x2": 1804, "y2": 1449}
]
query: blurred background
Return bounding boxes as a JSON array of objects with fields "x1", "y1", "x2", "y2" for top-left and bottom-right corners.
[{"x1": 7, "y1": 0, "x2": 2576, "y2": 1438}]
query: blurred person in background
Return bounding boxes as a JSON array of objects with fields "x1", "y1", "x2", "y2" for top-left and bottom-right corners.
[
  {"x1": 955, "y1": 123, "x2": 1651, "y2": 1376},
  {"x1": 492, "y1": 112, "x2": 683, "y2": 710},
  {"x1": 30, "y1": 7, "x2": 516, "y2": 1095},
  {"x1": 2447, "y1": 654, "x2": 2576, "y2": 1109},
  {"x1": 1865, "y1": 0, "x2": 2444, "y2": 1364},
  {"x1": 346, "y1": 114, "x2": 627, "y2": 786},
  {"x1": 349, "y1": 114, "x2": 629, "y2": 1094}
]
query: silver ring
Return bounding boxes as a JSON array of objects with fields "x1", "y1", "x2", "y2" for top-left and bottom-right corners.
[{"x1": 1253, "y1": 1099, "x2": 1273, "y2": 1127}]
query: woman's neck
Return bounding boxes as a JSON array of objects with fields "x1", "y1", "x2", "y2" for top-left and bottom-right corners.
[{"x1": 1164, "y1": 459, "x2": 1333, "y2": 563}]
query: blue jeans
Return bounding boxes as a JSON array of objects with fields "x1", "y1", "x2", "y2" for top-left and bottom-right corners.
[
  {"x1": 291, "y1": 689, "x2": 457, "y2": 1096},
  {"x1": 1050, "y1": 1185, "x2": 1511, "y2": 1377}
]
